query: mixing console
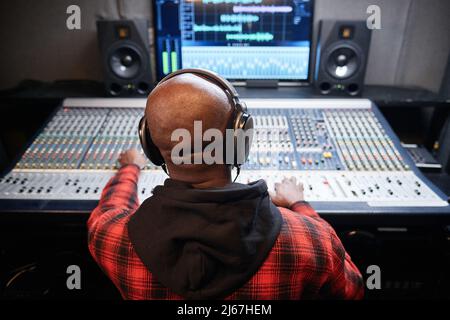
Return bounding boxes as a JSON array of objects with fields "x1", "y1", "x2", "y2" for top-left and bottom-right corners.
[
  {"x1": 17, "y1": 107, "x2": 156, "y2": 171},
  {"x1": 80, "y1": 108, "x2": 154, "y2": 170},
  {"x1": 16, "y1": 108, "x2": 108, "y2": 170},
  {"x1": 0, "y1": 98, "x2": 448, "y2": 214}
]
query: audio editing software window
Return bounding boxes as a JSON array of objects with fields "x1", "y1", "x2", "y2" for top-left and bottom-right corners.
[{"x1": 154, "y1": 0, "x2": 313, "y2": 80}]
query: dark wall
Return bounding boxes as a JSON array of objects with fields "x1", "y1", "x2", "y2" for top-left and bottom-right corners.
[
  {"x1": 0, "y1": 0, "x2": 449, "y2": 92},
  {"x1": 0, "y1": 0, "x2": 152, "y2": 89}
]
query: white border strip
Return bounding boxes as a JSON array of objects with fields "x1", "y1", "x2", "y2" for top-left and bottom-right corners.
[
  {"x1": 244, "y1": 98, "x2": 372, "y2": 109},
  {"x1": 63, "y1": 98, "x2": 372, "y2": 110},
  {"x1": 63, "y1": 98, "x2": 147, "y2": 108}
]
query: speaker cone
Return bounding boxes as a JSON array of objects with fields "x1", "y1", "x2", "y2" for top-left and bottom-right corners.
[
  {"x1": 325, "y1": 46, "x2": 359, "y2": 79},
  {"x1": 109, "y1": 46, "x2": 142, "y2": 79}
]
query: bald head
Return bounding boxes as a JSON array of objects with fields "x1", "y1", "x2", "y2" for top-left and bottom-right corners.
[{"x1": 145, "y1": 73, "x2": 234, "y2": 186}]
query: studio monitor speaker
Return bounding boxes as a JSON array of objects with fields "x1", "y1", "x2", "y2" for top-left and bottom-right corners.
[
  {"x1": 97, "y1": 19, "x2": 153, "y2": 96},
  {"x1": 314, "y1": 20, "x2": 371, "y2": 96}
]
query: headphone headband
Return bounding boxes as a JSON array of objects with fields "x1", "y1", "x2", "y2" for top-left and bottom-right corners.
[{"x1": 139, "y1": 68, "x2": 253, "y2": 176}]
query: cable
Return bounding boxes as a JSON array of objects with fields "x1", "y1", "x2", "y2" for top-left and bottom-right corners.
[{"x1": 233, "y1": 166, "x2": 241, "y2": 183}]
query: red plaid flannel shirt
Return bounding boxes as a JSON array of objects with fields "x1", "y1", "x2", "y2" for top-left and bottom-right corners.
[{"x1": 88, "y1": 165, "x2": 364, "y2": 299}]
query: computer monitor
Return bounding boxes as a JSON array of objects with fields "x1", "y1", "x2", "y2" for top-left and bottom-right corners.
[{"x1": 153, "y1": 0, "x2": 313, "y2": 82}]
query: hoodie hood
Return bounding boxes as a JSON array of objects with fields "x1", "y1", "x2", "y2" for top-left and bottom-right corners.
[{"x1": 127, "y1": 178, "x2": 282, "y2": 299}]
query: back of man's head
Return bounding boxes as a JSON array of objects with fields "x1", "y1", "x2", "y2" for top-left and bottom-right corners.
[{"x1": 145, "y1": 73, "x2": 234, "y2": 187}]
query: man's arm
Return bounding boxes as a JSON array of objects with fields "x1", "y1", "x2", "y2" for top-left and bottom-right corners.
[
  {"x1": 271, "y1": 177, "x2": 364, "y2": 300},
  {"x1": 325, "y1": 225, "x2": 365, "y2": 299},
  {"x1": 87, "y1": 149, "x2": 146, "y2": 255},
  {"x1": 289, "y1": 201, "x2": 364, "y2": 299},
  {"x1": 87, "y1": 164, "x2": 140, "y2": 229}
]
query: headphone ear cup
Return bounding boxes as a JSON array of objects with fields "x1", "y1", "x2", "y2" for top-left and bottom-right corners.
[
  {"x1": 233, "y1": 112, "x2": 254, "y2": 166},
  {"x1": 138, "y1": 116, "x2": 165, "y2": 166},
  {"x1": 242, "y1": 113, "x2": 254, "y2": 162}
]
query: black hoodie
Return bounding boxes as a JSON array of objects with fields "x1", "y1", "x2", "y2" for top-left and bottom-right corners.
[{"x1": 127, "y1": 178, "x2": 282, "y2": 299}]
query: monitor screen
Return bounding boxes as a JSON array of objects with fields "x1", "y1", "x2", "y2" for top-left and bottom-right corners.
[{"x1": 154, "y1": 0, "x2": 313, "y2": 81}]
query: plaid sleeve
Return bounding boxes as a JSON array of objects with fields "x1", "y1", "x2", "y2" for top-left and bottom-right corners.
[
  {"x1": 321, "y1": 227, "x2": 365, "y2": 299},
  {"x1": 87, "y1": 164, "x2": 140, "y2": 261},
  {"x1": 288, "y1": 201, "x2": 364, "y2": 299},
  {"x1": 290, "y1": 200, "x2": 320, "y2": 219}
]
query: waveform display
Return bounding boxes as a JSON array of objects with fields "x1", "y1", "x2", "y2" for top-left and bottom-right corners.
[
  {"x1": 185, "y1": 0, "x2": 306, "y2": 43},
  {"x1": 193, "y1": 24, "x2": 243, "y2": 32},
  {"x1": 203, "y1": 0, "x2": 262, "y2": 4},
  {"x1": 220, "y1": 14, "x2": 259, "y2": 23},
  {"x1": 181, "y1": 46, "x2": 310, "y2": 79},
  {"x1": 233, "y1": 5, "x2": 293, "y2": 13},
  {"x1": 155, "y1": 0, "x2": 313, "y2": 80},
  {"x1": 225, "y1": 32, "x2": 273, "y2": 42}
]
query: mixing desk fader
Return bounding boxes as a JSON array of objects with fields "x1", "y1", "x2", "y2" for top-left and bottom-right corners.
[{"x1": 0, "y1": 98, "x2": 448, "y2": 216}]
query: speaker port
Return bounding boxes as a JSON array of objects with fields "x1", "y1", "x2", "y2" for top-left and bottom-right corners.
[
  {"x1": 137, "y1": 82, "x2": 150, "y2": 95},
  {"x1": 320, "y1": 82, "x2": 331, "y2": 94},
  {"x1": 109, "y1": 83, "x2": 122, "y2": 96},
  {"x1": 347, "y1": 83, "x2": 360, "y2": 95}
]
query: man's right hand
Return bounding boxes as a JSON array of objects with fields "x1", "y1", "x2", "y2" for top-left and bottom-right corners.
[
  {"x1": 118, "y1": 149, "x2": 147, "y2": 169},
  {"x1": 269, "y1": 177, "x2": 305, "y2": 208}
]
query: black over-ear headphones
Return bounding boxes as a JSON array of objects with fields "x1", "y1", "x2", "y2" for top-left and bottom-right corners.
[{"x1": 138, "y1": 68, "x2": 254, "y2": 175}]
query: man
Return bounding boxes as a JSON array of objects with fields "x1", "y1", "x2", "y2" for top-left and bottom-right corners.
[{"x1": 88, "y1": 73, "x2": 364, "y2": 299}]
